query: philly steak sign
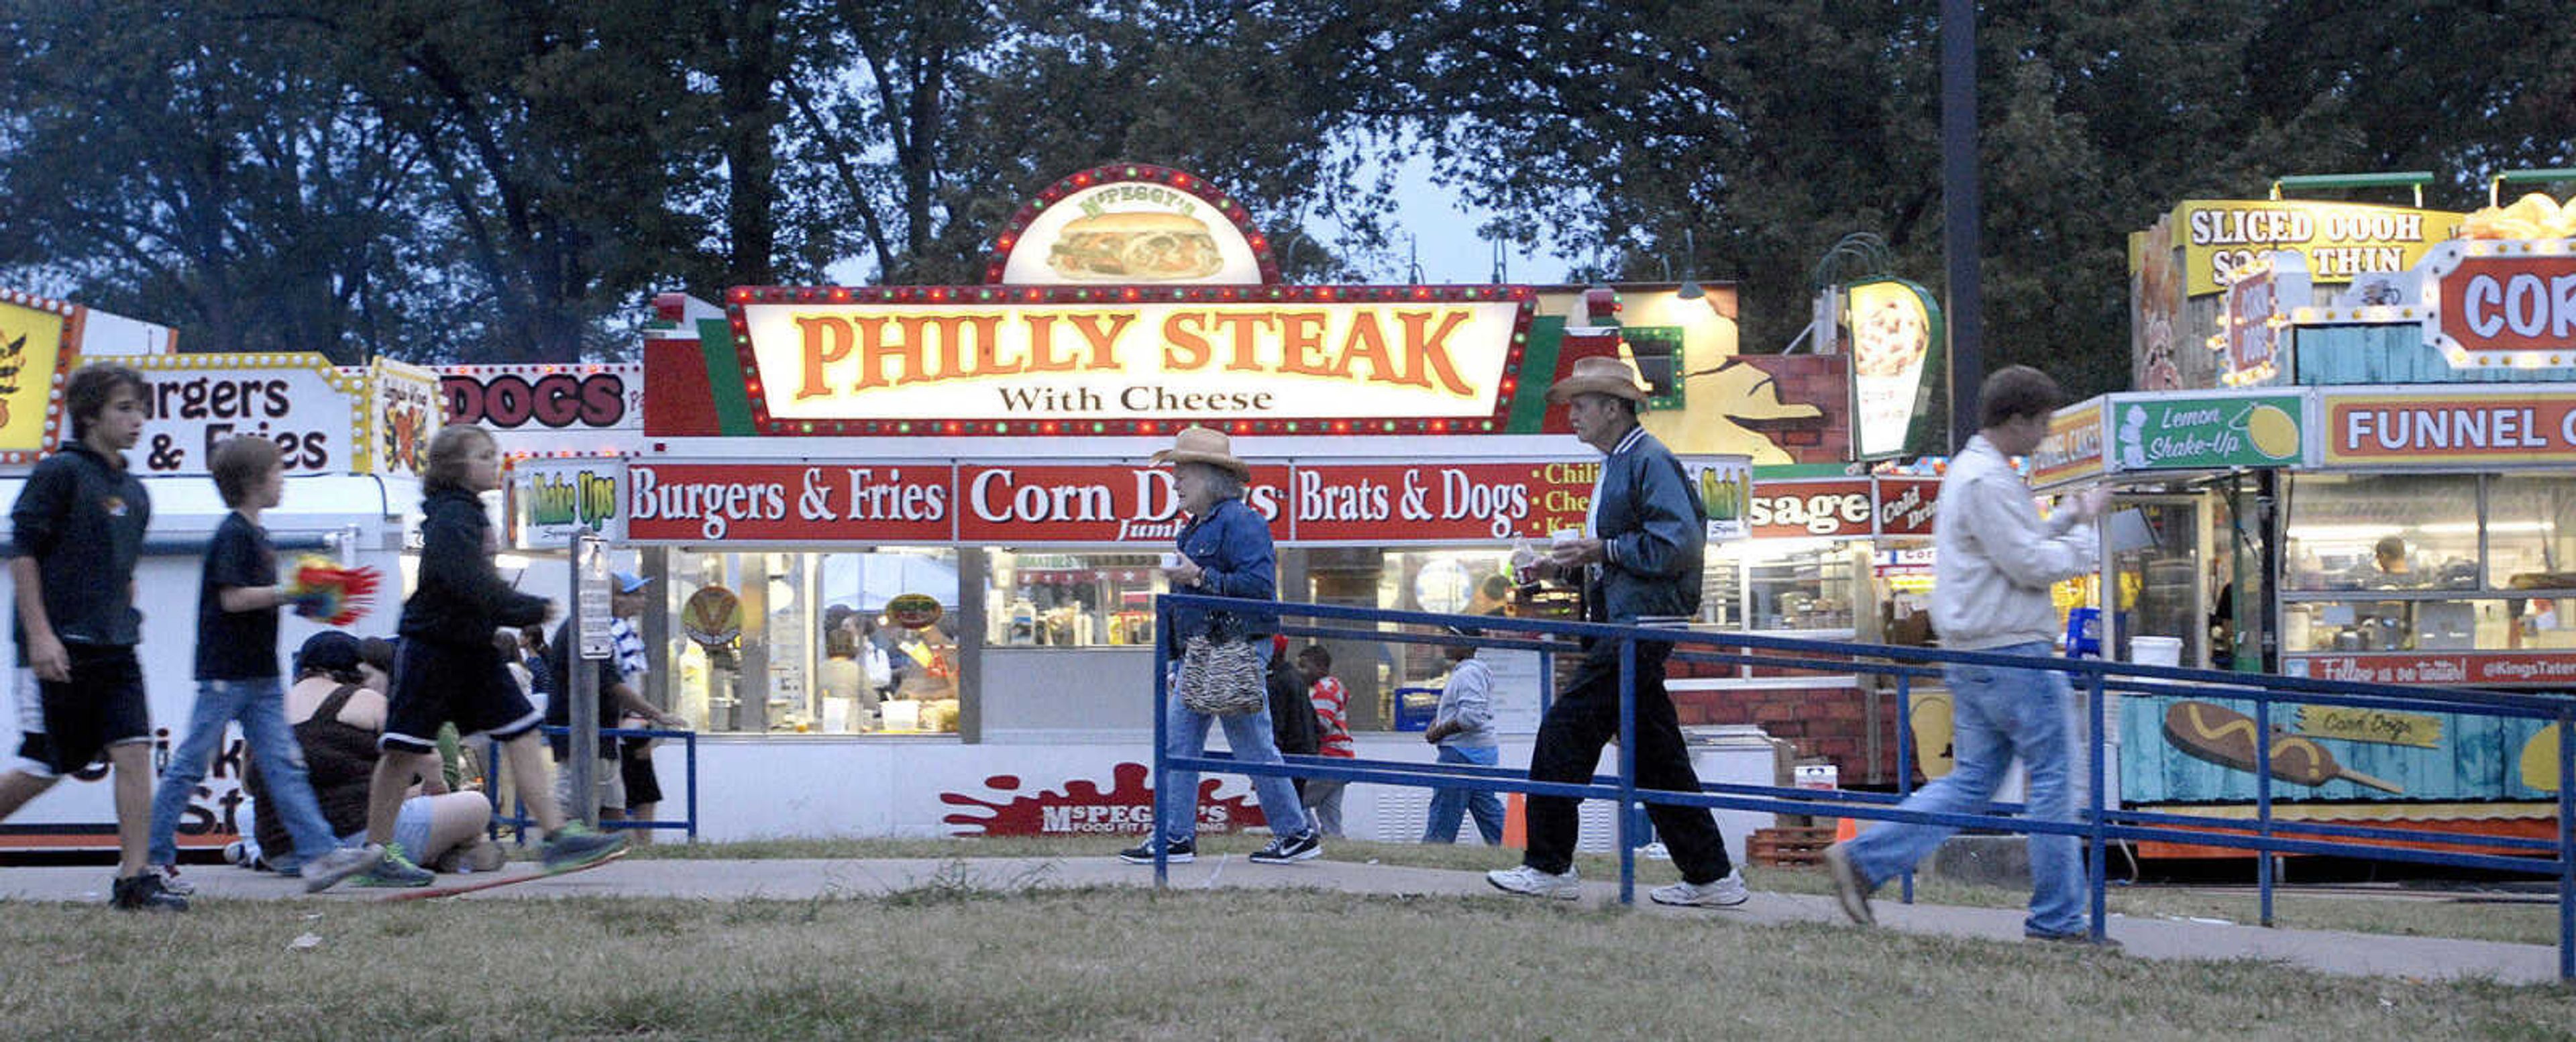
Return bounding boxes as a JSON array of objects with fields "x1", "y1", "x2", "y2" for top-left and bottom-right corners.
[
  {"x1": 742, "y1": 297, "x2": 1525, "y2": 425},
  {"x1": 714, "y1": 163, "x2": 1539, "y2": 437}
]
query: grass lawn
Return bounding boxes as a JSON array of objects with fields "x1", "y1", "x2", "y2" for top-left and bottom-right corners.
[{"x1": 5, "y1": 880, "x2": 2571, "y2": 1040}]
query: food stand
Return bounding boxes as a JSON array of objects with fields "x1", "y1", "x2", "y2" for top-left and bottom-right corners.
[
  {"x1": 0, "y1": 303, "x2": 442, "y2": 851},
  {"x1": 1670, "y1": 474, "x2": 1941, "y2": 786},
  {"x1": 2087, "y1": 180, "x2": 2576, "y2": 855},
  {"x1": 591, "y1": 163, "x2": 1868, "y2": 843}
]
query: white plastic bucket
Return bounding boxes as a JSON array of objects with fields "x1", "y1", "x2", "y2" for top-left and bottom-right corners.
[{"x1": 2130, "y1": 635, "x2": 2182, "y2": 668}]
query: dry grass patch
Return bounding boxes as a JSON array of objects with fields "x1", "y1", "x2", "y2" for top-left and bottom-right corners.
[{"x1": 1, "y1": 886, "x2": 2569, "y2": 1041}]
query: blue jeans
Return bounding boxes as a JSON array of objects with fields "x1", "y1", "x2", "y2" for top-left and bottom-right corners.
[
  {"x1": 1424, "y1": 744, "x2": 1504, "y2": 844},
  {"x1": 1159, "y1": 651, "x2": 1308, "y2": 843},
  {"x1": 1844, "y1": 642, "x2": 2087, "y2": 936},
  {"x1": 148, "y1": 678, "x2": 345, "y2": 867}
]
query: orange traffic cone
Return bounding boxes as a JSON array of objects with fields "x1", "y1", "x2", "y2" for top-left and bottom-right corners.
[
  {"x1": 1502, "y1": 793, "x2": 1527, "y2": 849},
  {"x1": 1832, "y1": 811, "x2": 1861, "y2": 844}
]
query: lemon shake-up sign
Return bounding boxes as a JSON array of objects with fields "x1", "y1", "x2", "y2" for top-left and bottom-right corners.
[
  {"x1": 2110, "y1": 394, "x2": 2305, "y2": 471},
  {"x1": 738, "y1": 297, "x2": 1527, "y2": 423}
]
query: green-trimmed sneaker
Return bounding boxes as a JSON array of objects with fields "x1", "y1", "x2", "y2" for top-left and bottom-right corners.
[
  {"x1": 353, "y1": 843, "x2": 436, "y2": 888},
  {"x1": 541, "y1": 822, "x2": 628, "y2": 871}
]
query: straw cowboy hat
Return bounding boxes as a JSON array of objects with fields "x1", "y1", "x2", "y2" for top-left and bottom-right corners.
[
  {"x1": 1545, "y1": 354, "x2": 1650, "y2": 404},
  {"x1": 1151, "y1": 425, "x2": 1252, "y2": 480}
]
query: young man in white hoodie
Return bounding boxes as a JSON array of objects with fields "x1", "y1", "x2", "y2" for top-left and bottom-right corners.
[{"x1": 1825, "y1": 365, "x2": 2115, "y2": 945}]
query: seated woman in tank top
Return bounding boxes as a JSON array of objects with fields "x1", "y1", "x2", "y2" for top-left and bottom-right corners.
[{"x1": 241, "y1": 632, "x2": 500, "y2": 876}]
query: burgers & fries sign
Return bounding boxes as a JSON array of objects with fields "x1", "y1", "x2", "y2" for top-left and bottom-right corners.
[{"x1": 720, "y1": 164, "x2": 1539, "y2": 435}]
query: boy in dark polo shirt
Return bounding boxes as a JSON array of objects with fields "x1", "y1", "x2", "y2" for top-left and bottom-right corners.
[
  {"x1": 143, "y1": 436, "x2": 382, "y2": 896},
  {"x1": 0, "y1": 364, "x2": 178, "y2": 910}
]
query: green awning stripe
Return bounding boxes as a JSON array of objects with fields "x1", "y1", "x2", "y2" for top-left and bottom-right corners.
[
  {"x1": 697, "y1": 317, "x2": 757, "y2": 435},
  {"x1": 1507, "y1": 316, "x2": 1566, "y2": 433}
]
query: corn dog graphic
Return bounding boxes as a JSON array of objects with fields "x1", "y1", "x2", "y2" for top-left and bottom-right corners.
[{"x1": 2163, "y1": 700, "x2": 2402, "y2": 794}]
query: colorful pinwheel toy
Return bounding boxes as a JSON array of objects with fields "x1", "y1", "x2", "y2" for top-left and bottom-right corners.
[{"x1": 286, "y1": 556, "x2": 384, "y2": 627}]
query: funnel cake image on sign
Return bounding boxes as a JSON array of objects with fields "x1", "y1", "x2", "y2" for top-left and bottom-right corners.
[
  {"x1": 1852, "y1": 293, "x2": 1929, "y2": 379},
  {"x1": 1045, "y1": 211, "x2": 1225, "y2": 281},
  {"x1": 1847, "y1": 278, "x2": 1938, "y2": 458}
]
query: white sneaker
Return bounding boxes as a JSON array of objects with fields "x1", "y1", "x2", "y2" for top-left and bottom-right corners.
[
  {"x1": 1486, "y1": 864, "x2": 1582, "y2": 900},
  {"x1": 1638, "y1": 841, "x2": 1672, "y2": 861},
  {"x1": 1649, "y1": 868, "x2": 1750, "y2": 908},
  {"x1": 148, "y1": 864, "x2": 197, "y2": 896},
  {"x1": 301, "y1": 844, "x2": 386, "y2": 894}
]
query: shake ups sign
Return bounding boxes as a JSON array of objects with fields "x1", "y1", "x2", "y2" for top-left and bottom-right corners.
[{"x1": 719, "y1": 164, "x2": 1538, "y2": 436}]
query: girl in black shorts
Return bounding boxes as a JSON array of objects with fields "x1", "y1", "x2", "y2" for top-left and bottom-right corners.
[{"x1": 347, "y1": 424, "x2": 625, "y2": 885}]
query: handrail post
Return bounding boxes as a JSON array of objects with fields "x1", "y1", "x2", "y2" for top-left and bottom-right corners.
[
  {"x1": 683, "y1": 731, "x2": 698, "y2": 842},
  {"x1": 1896, "y1": 670, "x2": 1915, "y2": 905},
  {"x1": 1617, "y1": 633, "x2": 1639, "y2": 906},
  {"x1": 2558, "y1": 705, "x2": 2573, "y2": 981},
  {"x1": 1151, "y1": 600, "x2": 1173, "y2": 889},
  {"x1": 2256, "y1": 693, "x2": 2276, "y2": 927},
  {"x1": 2087, "y1": 666, "x2": 2108, "y2": 942}
]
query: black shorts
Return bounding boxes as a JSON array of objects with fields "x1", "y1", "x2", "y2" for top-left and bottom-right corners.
[
  {"x1": 381, "y1": 637, "x2": 540, "y2": 754},
  {"x1": 25, "y1": 644, "x2": 150, "y2": 778},
  {"x1": 620, "y1": 743, "x2": 663, "y2": 806}
]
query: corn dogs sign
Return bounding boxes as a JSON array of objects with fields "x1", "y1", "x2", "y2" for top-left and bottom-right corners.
[{"x1": 2417, "y1": 240, "x2": 2576, "y2": 369}]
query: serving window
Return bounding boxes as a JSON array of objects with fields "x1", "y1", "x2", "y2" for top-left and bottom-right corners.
[
  {"x1": 982, "y1": 550, "x2": 1169, "y2": 647},
  {"x1": 2279, "y1": 474, "x2": 2576, "y2": 656},
  {"x1": 663, "y1": 548, "x2": 961, "y2": 735},
  {"x1": 1701, "y1": 539, "x2": 1868, "y2": 635},
  {"x1": 2282, "y1": 474, "x2": 2479, "y2": 592}
]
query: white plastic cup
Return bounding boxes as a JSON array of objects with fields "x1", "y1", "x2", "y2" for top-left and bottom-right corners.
[{"x1": 2130, "y1": 635, "x2": 2182, "y2": 668}]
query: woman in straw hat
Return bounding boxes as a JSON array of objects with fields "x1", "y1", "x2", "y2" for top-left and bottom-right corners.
[{"x1": 1118, "y1": 426, "x2": 1322, "y2": 867}]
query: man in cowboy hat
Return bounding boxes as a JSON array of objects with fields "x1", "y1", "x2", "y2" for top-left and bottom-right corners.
[{"x1": 1486, "y1": 355, "x2": 1751, "y2": 908}]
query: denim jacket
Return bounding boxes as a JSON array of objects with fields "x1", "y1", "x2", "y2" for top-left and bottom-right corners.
[
  {"x1": 1163, "y1": 496, "x2": 1277, "y2": 658},
  {"x1": 1585, "y1": 427, "x2": 1705, "y2": 623}
]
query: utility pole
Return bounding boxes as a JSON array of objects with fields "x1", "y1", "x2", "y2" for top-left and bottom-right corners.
[{"x1": 1941, "y1": 0, "x2": 1983, "y2": 452}]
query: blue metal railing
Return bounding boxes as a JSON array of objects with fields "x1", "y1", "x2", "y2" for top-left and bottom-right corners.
[
  {"x1": 1148, "y1": 593, "x2": 2576, "y2": 979},
  {"x1": 485, "y1": 726, "x2": 700, "y2": 842}
]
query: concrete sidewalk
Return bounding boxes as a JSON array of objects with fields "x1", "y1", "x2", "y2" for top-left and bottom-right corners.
[{"x1": 4, "y1": 855, "x2": 2563, "y2": 984}]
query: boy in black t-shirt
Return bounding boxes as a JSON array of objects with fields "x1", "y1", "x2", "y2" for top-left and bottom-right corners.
[
  {"x1": 143, "y1": 436, "x2": 382, "y2": 896},
  {"x1": 0, "y1": 364, "x2": 178, "y2": 910}
]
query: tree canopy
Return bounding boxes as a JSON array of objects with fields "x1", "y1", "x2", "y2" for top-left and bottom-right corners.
[{"x1": 3, "y1": 0, "x2": 2570, "y2": 392}]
